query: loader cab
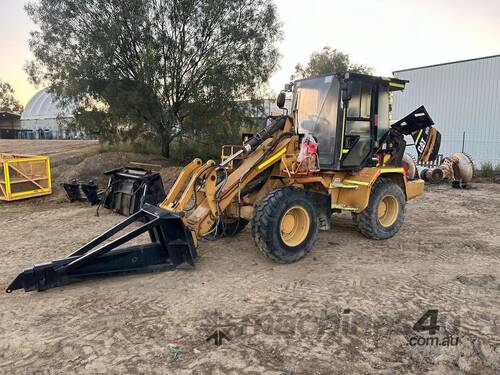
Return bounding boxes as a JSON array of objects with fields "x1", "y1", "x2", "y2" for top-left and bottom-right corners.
[{"x1": 291, "y1": 72, "x2": 406, "y2": 170}]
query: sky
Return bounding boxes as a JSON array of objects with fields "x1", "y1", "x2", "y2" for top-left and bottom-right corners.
[{"x1": 1, "y1": 0, "x2": 500, "y2": 106}]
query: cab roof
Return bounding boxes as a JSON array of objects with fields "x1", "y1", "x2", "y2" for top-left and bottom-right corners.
[
  {"x1": 343, "y1": 72, "x2": 408, "y2": 91},
  {"x1": 293, "y1": 72, "x2": 408, "y2": 91}
]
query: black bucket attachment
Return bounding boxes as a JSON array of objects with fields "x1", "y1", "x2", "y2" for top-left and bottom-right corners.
[
  {"x1": 62, "y1": 180, "x2": 82, "y2": 202},
  {"x1": 80, "y1": 181, "x2": 100, "y2": 205},
  {"x1": 62, "y1": 180, "x2": 100, "y2": 205},
  {"x1": 6, "y1": 204, "x2": 196, "y2": 293},
  {"x1": 103, "y1": 167, "x2": 166, "y2": 216}
]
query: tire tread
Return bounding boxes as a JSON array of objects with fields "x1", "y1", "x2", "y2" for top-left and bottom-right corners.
[
  {"x1": 356, "y1": 178, "x2": 406, "y2": 240},
  {"x1": 252, "y1": 187, "x2": 318, "y2": 263}
]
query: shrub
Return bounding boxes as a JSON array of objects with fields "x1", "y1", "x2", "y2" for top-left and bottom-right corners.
[
  {"x1": 99, "y1": 140, "x2": 162, "y2": 155},
  {"x1": 478, "y1": 162, "x2": 494, "y2": 178}
]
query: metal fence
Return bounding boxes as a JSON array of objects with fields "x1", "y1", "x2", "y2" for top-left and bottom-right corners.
[
  {"x1": 408, "y1": 131, "x2": 500, "y2": 168},
  {"x1": 417, "y1": 154, "x2": 444, "y2": 168},
  {"x1": 0, "y1": 128, "x2": 52, "y2": 139}
]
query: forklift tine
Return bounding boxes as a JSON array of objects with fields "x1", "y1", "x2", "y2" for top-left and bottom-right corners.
[
  {"x1": 68, "y1": 209, "x2": 145, "y2": 257},
  {"x1": 60, "y1": 218, "x2": 160, "y2": 273},
  {"x1": 6, "y1": 205, "x2": 197, "y2": 293}
]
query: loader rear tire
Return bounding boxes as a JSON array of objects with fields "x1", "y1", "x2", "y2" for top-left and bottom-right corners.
[
  {"x1": 252, "y1": 187, "x2": 318, "y2": 263},
  {"x1": 351, "y1": 212, "x2": 359, "y2": 226},
  {"x1": 356, "y1": 178, "x2": 405, "y2": 240}
]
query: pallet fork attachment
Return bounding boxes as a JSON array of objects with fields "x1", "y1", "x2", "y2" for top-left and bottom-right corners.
[{"x1": 6, "y1": 204, "x2": 197, "y2": 293}]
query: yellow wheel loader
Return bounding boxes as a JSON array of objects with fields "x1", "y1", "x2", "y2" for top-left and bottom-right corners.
[{"x1": 7, "y1": 72, "x2": 441, "y2": 293}]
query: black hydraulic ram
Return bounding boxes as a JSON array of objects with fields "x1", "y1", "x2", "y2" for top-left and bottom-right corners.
[
  {"x1": 220, "y1": 116, "x2": 286, "y2": 168},
  {"x1": 6, "y1": 204, "x2": 197, "y2": 293}
]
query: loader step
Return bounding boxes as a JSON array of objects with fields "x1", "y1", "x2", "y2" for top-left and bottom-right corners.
[
  {"x1": 331, "y1": 204, "x2": 358, "y2": 211},
  {"x1": 329, "y1": 182, "x2": 358, "y2": 189}
]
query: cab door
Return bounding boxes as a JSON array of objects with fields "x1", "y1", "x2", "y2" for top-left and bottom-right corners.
[{"x1": 339, "y1": 79, "x2": 378, "y2": 168}]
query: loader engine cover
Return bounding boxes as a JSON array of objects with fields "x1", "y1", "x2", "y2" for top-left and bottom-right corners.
[
  {"x1": 391, "y1": 106, "x2": 441, "y2": 162},
  {"x1": 103, "y1": 167, "x2": 166, "y2": 216}
]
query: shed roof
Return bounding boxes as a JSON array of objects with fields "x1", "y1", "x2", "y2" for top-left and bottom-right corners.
[
  {"x1": 21, "y1": 89, "x2": 75, "y2": 121},
  {"x1": 0, "y1": 111, "x2": 21, "y2": 120},
  {"x1": 393, "y1": 54, "x2": 500, "y2": 74}
]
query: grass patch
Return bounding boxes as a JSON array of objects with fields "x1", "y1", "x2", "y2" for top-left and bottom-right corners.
[
  {"x1": 80, "y1": 137, "x2": 228, "y2": 164},
  {"x1": 169, "y1": 140, "x2": 222, "y2": 164},
  {"x1": 477, "y1": 162, "x2": 500, "y2": 178},
  {"x1": 98, "y1": 140, "x2": 162, "y2": 155}
]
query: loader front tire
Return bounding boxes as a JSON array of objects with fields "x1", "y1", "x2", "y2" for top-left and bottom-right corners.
[
  {"x1": 356, "y1": 178, "x2": 405, "y2": 240},
  {"x1": 252, "y1": 188, "x2": 318, "y2": 263}
]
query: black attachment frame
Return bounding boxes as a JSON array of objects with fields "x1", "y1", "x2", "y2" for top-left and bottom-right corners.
[
  {"x1": 6, "y1": 204, "x2": 197, "y2": 293},
  {"x1": 61, "y1": 180, "x2": 100, "y2": 205},
  {"x1": 102, "y1": 167, "x2": 166, "y2": 216}
]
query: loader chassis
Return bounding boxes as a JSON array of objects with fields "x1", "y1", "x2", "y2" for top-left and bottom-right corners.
[
  {"x1": 8, "y1": 72, "x2": 438, "y2": 292},
  {"x1": 161, "y1": 73, "x2": 424, "y2": 242}
]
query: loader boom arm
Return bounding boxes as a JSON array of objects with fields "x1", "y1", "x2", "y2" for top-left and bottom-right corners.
[{"x1": 159, "y1": 116, "x2": 294, "y2": 238}]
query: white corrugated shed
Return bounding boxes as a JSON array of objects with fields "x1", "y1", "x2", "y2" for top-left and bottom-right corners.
[
  {"x1": 21, "y1": 88, "x2": 75, "y2": 138},
  {"x1": 392, "y1": 55, "x2": 500, "y2": 166}
]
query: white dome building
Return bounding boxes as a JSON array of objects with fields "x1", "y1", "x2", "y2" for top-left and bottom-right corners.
[{"x1": 21, "y1": 89, "x2": 76, "y2": 139}]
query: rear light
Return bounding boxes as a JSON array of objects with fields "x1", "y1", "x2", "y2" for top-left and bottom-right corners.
[{"x1": 402, "y1": 161, "x2": 410, "y2": 177}]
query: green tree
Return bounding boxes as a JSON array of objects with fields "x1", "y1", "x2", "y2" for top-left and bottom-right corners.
[
  {"x1": 25, "y1": 0, "x2": 281, "y2": 157},
  {"x1": 0, "y1": 80, "x2": 23, "y2": 113},
  {"x1": 291, "y1": 47, "x2": 372, "y2": 80}
]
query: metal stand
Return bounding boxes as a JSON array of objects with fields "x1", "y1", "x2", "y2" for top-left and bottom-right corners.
[{"x1": 6, "y1": 204, "x2": 197, "y2": 293}]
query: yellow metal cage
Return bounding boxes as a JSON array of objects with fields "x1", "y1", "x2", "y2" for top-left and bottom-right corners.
[{"x1": 0, "y1": 153, "x2": 52, "y2": 201}]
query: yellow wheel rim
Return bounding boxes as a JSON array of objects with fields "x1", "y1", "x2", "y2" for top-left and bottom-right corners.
[
  {"x1": 377, "y1": 195, "x2": 399, "y2": 227},
  {"x1": 280, "y1": 206, "x2": 310, "y2": 247}
]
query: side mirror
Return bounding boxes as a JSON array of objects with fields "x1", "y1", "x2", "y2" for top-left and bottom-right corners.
[
  {"x1": 342, "y1": 81, "x2": 353, "y2": 103},
  {"x1": 276, "y1": 91, "x2": 286, "y2": 109}
]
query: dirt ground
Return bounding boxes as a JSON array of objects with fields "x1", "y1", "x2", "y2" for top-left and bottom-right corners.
[
  {"x1": 0, "y1": 140, "x2": 99, "y2": 165},
  {"x1": 0, "y1": 142, "x2": 499, "y2": 374}
]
